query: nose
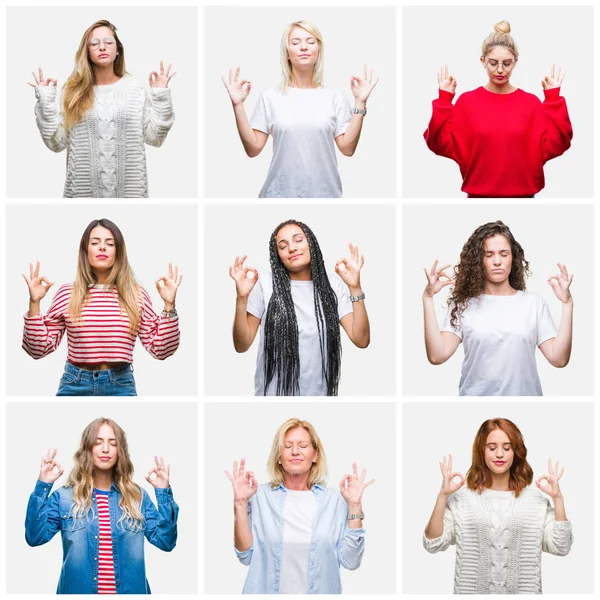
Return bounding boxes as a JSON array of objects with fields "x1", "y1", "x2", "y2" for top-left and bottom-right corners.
[
  {"x1": 98, "y1": 39, "x2": 106, "y2": 50},
  {"x1": 102, "y1": 441, "x2": 109, "y2": 453},
  {"x1": 291, "y1": 445, "x2": 300, "y2": 455},
  {"x1": 300, "y1": 40, "x2": 308, "y2": 51},
  {"x1": 493, "y1": 255, "x2": 502, "y2": 265}
]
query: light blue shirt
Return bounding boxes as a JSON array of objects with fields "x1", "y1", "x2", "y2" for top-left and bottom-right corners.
[{"x1": 235, "y1": 483, "x2": 365, "y2": 594}]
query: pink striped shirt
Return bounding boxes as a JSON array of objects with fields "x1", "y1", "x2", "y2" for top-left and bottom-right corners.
[
  {"x1": 22, "y1": 283, "x2": 180, "y2": 364},
  {"x1": 95, "y1": 491, "x2": 117, "y2": 594}
]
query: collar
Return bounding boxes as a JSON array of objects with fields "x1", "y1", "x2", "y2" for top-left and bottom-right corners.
[{"x1": 272, "y1": 483, "x2": 325, "y2": 495}]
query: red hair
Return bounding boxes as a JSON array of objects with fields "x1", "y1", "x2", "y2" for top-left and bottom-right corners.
[{"x1": 466, "y1": 418, "x2": 533, "y2": 497}]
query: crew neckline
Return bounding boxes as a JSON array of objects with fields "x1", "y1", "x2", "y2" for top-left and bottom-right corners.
[
  {"x1": 479, "y1": 85, "x2": 521, "y2": 97},
  {"x1": 482, "y1": 488, "x2": 514, "y2": 498},
  {"x1": 480, "y1": 289, "x2": 521, "y2": 298}
]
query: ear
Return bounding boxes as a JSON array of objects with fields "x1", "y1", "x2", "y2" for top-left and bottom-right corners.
[{"x1": 480, "y1": 56, "x2": 485, "y2": 67}]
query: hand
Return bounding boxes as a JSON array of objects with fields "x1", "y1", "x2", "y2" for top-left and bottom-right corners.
[
  {"x1": 423, "y1": 260, "x2": 454, "y2": 298},
  {"x1": 28, "y1": 67, "x2": 57, "y2": 88},
  {"x1": 229, "y1": 255, "x2": 259, "y2": 299},
  {"x1": 535, "y1": 459, "x2": 564, "y2": 499},
  {"x1": 149, "y1": 61, "x2": 177, "y2": 88},
  {"x1": 437, "y1": 65, "x2": 457, "y2": 94},
  {"x1": 225, "y1": 458, "x2": 258, "y2": 504},
  {"x1": 155, "y1": 262, "x2": 183, "y2": 309},
  {"x1": 439, "y1": 454, "x2": 465, "y2": 498},
  {"x1": 221, "y1": 67, "x2": 251, "y2": 106},
  {"x1": 541, "y1": 64, "x2": 565, "y2": 90},
  {"x1": 22, "y1": 261, "x2": 54, "y2": 303},
  {"x1": 145, "y1": 456, "x2": 171, "y2": 488},
  {"x1": 335, "y1": 243, "x2": 364, "y2": 290},
  {"x1": 350, "y1": 64, "x2": 379, "y2": 104},
  {"x1": 547, "y1": 263, "x2": 573, "y2": 303},
  {"x1": 39, "y1": 448, "x2": 64, "y2": 484},
  {"x1": 339, "y1": 462, "x2": 374, "y2": 506}
]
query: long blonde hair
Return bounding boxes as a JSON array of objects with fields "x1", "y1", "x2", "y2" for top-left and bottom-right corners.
[
  {"x1": 69, "y1": 218, "x2": 141, "y2": 333},
  {"x1": 66, "y1": 418, "x2": 144, "y2": 528},
  {"x1": 481, "y1": 20, "x2": 519, "y2": 59},
  {"x1": 268, "y1": 418, "x2": 328, "y2": 489},
  {"x1": 63, "y1": 20, "x2": 126, "y2": 128},
  {"x1": 280, "y1": 21, "x2": 324, "y2": 90}
]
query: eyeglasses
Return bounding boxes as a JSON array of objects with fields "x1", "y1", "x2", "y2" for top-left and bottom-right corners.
[
  {"x1": 485, "y1": 59, "x2": 516, "y2": 70},
  {"x1": 89, "y1": 37, "x2": 116, "y2": 48}
]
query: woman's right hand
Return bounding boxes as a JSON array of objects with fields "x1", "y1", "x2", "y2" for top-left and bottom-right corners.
[
  {"x1": 221, "y1": 67, "x2": 251, "y2": 105},
  {"x1": 225, "y1": 458, "x2": 258, "y2": 504},
  {"x1": 437, "y1": 65, "x2": 457, "y2": 94},
  {"x1": 22, "y1": 261, "x2": 54, "y2": 302},
  {"x1": 439, "y1": 454, "x2": 465, "y2": 498},
  {"x1": 229, "y1": 255, "x2": 258, "y2": 299},
  {"x1": 423, "y1": 260, "x2": 453, "y2": 298},
  {"x1": 39, "y1": 448, "x2": 64, "y2": 484},
  {"x1": 28, "y1": 67, "x2": 57, "y2": 88}
]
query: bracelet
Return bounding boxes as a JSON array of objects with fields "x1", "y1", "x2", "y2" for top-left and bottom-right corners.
[
  {"x1": 349, "y1": 292, "x2": 366, "y2": 302},
  {"x1": 348, "y1": 511, "x2": 365, "y2": 520},
  {"x1": 352, "y1": 107, "x2": 367, "y2": 116},
  {"x1": 161, "y1": 308, "x2": 178, "y2": 318}
]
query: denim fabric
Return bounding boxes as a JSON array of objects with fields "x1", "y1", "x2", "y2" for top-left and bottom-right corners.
[
  {"x1": 235, "y1": 483, "x2": 365, "y2": 594},
  {"x1": 56, "y1": 362, "x2": 137, "y2": 396},
  {"x1": 25, "y1": 479, "x2": 178, "y2": 594}
]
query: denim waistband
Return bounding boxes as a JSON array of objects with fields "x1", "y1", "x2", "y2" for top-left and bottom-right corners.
[{"x1": 64, "y1": 361, "x2": 134, "y2": 383}]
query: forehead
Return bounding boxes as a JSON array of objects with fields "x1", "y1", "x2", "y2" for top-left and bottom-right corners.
[
  {"x1": 90, "y1": 26, "x2": 114, "y2": 39},
  {"x1": 289, "y1": 26, "x2": 314, "y2": 41},
  {"x1": 486, "y1": 428, "x2": 511, "y2": 444},
  {"x1": 276, "y1": 224, "x2": 304, "y2": 242},
  {"x1": 484, "y1": 234, "x2": 510, "y2": 252},
  {"x1": 486, "y1": 46, "x2": 515, "y2": 60},
  {"x1": 89, "y1": 225, "x2": 113, "y2": 240},
  {"x1": 284, "y1": 426, "x2": 311, "y2": 443},
  {"x1": 97, "y1": 423, "x2": 116, "y2": 438}
]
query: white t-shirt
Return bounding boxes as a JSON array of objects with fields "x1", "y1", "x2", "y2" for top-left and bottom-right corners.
[
  {"x1": 249, "y1": 87, "x2": 352, "y2": 198},
  {"x1": 441, "y1": 291, "x2": 557, "y2": 396},
  {"x1": 279, "y1": 490, "x2": 318, "y2": 594},
  {"x1": 247, "y1": 272, "x2": 353, "y2": 396}
]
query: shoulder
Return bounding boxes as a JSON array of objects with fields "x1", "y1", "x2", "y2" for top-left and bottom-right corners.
[
  {"x1": 454, "y1": 88, "x2": 482, "y2": 105},
  {"x1": 448, "y1": 486, "x2": 479, "y2": 507},
  {"x1": 518, "y1": 487, "x2": 549, "y2": 503},
  {"x1": 120, "y1": 73, "x2": 143, "y2": 90},
  {"x1": 328, "y1": 272, "x2": 348, "y2": 295},
  {"x1": 515, "y1": 89, "x2": 542, "y2": 105},
  {"x1": 138, "y1": 285, "x2": 152, "y2": 302},
  {"x1": 516, "y1": 290, "x2": 546, "y2": 306},
  {"x1": 53, "y1": 283, "x2": 74, "y2": 302}
]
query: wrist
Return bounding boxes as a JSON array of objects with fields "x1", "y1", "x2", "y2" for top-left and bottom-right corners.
[
  {"x1": 236, "y1": 294, "x2": 249, "y2": 304},
  {"x1": 347, "y1": 502, "x2": 363, "y2": 513},
  {"x1": 234, "y1": 498, "x2": 249, "y2": 509},
  {"x1": 348, "y1": 285, "x2": 363, "y2": 296},
  {"x1": 422, "y1": 292, "x2": 434, "y2": 301},
  {"x1": 354, "y1": 99, "x2": 366, "y2": 111},
  {"x1": 437, "y1": 490, "x2": 449, "y2": 502},
  {"x1": 163, "y1": 302, "x2": 175, "y2": 312}
]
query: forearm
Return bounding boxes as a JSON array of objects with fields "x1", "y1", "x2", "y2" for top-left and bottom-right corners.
[
  {"x1": 423, "y1": 295, "x2": 449, "y2": 364},
  {"x1": 232, "y1": 103, "x2": 263, "y2": 157},
  {"x1": 553, "y1": 494, "x2": 567, "y2": 521},
  {"x1": 34, "y1": 88, "x2": 67, "y2": 152},
  {"x1": 28, "y1": 300, "x2": 41, "y2": 318},
  {"x1": 233, "y1": 500, "x2": 253, "y2": 551},
  {"x1": 425, "y1": 492, "x2": 448, "y2": 539},
  {"x1": 551, "y1": 299, "x2": 573, "y2": 367},
  {"x1": 347, "y1": 501, "x2": 364, "y2": 529},
  {"x1": 232, "y1": 297, "x2": 252, "y2": 352},
  {"x1": 348, "y1": 285, "x2": 370, "y2": 348},
  {"x1": 338, "y1": 99, "x2": 366, "y2": 156}
]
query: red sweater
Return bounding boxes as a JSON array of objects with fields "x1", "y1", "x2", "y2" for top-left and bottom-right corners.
[{"x1": 424, "y1": 86, "x2": 572, "y2": 197}]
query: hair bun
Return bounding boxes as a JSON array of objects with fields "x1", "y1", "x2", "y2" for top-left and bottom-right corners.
[{"x1": 494, "y1": 20, "x2": 511, "y2": 34}]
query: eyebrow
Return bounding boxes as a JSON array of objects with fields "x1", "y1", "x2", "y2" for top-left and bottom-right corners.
[
  {"x1": 90, "y1": 237, "x2": 115, "y2": 242},
  {"x1": 486, "y1": 442, "x2": 511, "y2": 446},
  {"x1": 96, "y1": 437, "x2": 117, "y2": 441},
  {"x1": 290, "y1": 36, "x2": 315, "y2": 41},
  {"x1": 277, "y1": 234, "x2": 304, "y2": 244}
]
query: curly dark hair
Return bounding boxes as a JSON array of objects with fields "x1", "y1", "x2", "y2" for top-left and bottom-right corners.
[{"x1": 449, "y1": 221, "x2": 530, "y2": 329}]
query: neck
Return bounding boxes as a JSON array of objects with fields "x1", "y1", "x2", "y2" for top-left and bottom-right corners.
[
  {"x1": 94, "y1": 65, "x2": 120, "y2": 86},
  {"x1": 488, "y1": 471, "x2": 511, "y2": 491},
  {"x1": 291, "y1": 66, "x2": 316, "y2": 89},
  {"x1": 288, "y1": 266, "x2": 312, "y2": 281},
  {"x1": 94, "y1": 271, "x2": 109, "y2": 285},
  {"x1": 283, "y1": 472, "x2": 311, "y2": 491},
  {"x1": 484, "y1": 81, "x2": 516, "y2": 95},
  {"x1": 482, "y1": 279, "x2": 516, "y2": 296},
  {"x1": 93, "y1": 469, "x2": 114, "y2": 492}
]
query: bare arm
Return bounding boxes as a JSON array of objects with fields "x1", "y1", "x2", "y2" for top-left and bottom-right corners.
[
  {"x1": 229, "y1": 256, "x2": 261, "y2": 353},
  {"x1": 423, "y1": 295, "x2": 461, "y2": 364},
  {"x1": 234, "y1": 499, "x2": 253, "y2": 551},
  {"x1": 225, "y1": 459, "x2": 257, "y2": 554}
]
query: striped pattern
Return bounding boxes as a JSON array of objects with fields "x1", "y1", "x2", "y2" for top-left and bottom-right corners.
[
  {"x1": 96, "y1": 493, "x2": 117, "y2": 594},
  {"x1": 23, "y1": 283, "x2": 180, "y2": 364}
]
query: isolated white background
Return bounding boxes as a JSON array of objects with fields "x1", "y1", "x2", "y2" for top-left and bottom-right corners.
[
  {"x1": 6, "y1": 401, "x2": 198, "y2": 594},
  {"x1": 402, "y1": 204, "x2": 594, "y2": 396},
  {"x1": 402, "y1": 401, "x2": 594, "y2": 594},
  {"x1": 6, "y1": 204, "x2": 198, "y2": 396},
  {"x1": 204, "y1": 203, "x2": 396, "y2": 396},
  {"x1": 402, "y1": 6, "x2": 593, "y2": 198},
  {"x1": 7, "y1": 6, "x2": 198, "y2": 198},
  {"x1": 205, "y1": 401, "x2": 396, "y2": 594},
  {"x1": 204, "y1": 6, "x2": 396, "y2": 198}
]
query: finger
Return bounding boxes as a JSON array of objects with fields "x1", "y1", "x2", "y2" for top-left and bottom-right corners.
[
  {"x1": 352, "y1": 461, "x2": 358, "y2": 479},
  {"x1": 224, "y1": 470, "x2": 233, "y2": 482},
  {"x1": 360, "y1": 254, "x2": 365, "y2": 269},
  {"x1": 176, "y1": 274, "x2": 183, "y2": 288},
  {"x1": 239, "y1": 457, "x2": 246, "y2": 478},
  {"x1": 430, "y1": 259, "x2": 439, "y2": 276},
  {"x1": 234, "y1": 66, "x2": 240, "y2": 83},
  {"x1": 444, "y1": 64, "x2": 449, "y2": 80},
  {"x1": 34, "y1": 260, "x2": 40, "y2": 279},
  {"x1": 364, "y1": 478, "x2": 375, "y2": 487},
  {"x1": 551, "y1": 64, "x2": 555, "y2": 79},
  {"x1": 558, "y1": 467, "x2": 564, "y2": 479},
  {"x1": 449, "y1": 454, "x2": 453, "y2": 471},
  {"x1": 167, "y1": 72, "x2": 177, "y2": 81},
  {"x1": 368, "y1": 68, "x2": 373, "y2": 83},
  {"x1": 173, "y1": 264, "x2": 179, "y2": 282},
  {"x1": 165, "y1": 63, "x2": 172, "y2": 77},
  {"x1": 159, "y1": 60, "x2": 164, "y2": 76},
  {"x1": 168, "y1": 261, "x2": 174, "y2": 280},
  {"x1": 359, "y1": 468, "x2": 366, "y2": 482},
  {"x1": 372, "y1": 76, "x2": 380, "y2": 88},
  {"x1": 436, "y1": 263, "x2": 452, "y2": 274},
  {"x1": 362, "y1": 63, "x2": 367, "y2": 80},
  {"x1": 548, "y1": 458, "x2": 552, "y2": 474},
  {"x1": 233, "y1": 460, "x2": 239, "y2": 478}
]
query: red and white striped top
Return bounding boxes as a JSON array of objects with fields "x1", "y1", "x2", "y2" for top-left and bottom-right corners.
[
  {"x1": 22, "y1": 283, "x2": 180, "y2": 364},
  {"x1": 95, "y1": 491, "x2": 117, "y2": 594}
]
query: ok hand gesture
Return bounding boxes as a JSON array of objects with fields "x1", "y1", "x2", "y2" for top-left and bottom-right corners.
[
  {"x1": 22, "y1": 261, "x2": 54, "y2": 303},
  {"x1": 423, "y1": 260, "x2": 454, "y2": 298},
  {"x1": 439, "y1": 454, "x2": 465, "y2": 498},
  {"x1": 437, "y1": 65, "x2": 457, "y2": 94},
  {"x1": 155, "y1": 262, "x2": 183, "y2": 309},
  {"x1": 229, "y1": 255, "x2": 259, "y2": 299},
  {"x1": 39, "y1": 448, "x2": 64, "y2": 484},
  {"x1": 339, "y1": 462, "x2": 374, "y2": 505},
  {"x1": 28, "y1": 67, "x2": 57, "y2": 88},
  {"x1": 350, "y1": 64, "x2": 379, "y2": 103},
  {"x1": 222, "y1": 67, "x2": 252, "y2": 106},
  {"x1": 535, "y1": 459, "x2": 564, "y2": 499},
  {"x1": 541, "y1": 65, "x2": 565, "y2": 91},
  {"x1": 225, "y1": 458, "x2": 258, "y2": 504},
  {"x1": 335, "y1": 243, "x2": 364, "y2": 289},
  {"x1": 145, "y1": 456, "x2": 171, "y2": 488},
  {"x1": 149, "y1": 61, "x2": 177, "y2": 88},
  {"x1": 547, "y1": 263, "x2": 573, "y2": 304}
]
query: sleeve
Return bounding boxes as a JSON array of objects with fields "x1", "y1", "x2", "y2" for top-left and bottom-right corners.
[
  {"x1": 137, "y1": 287, "x2": 180, "y2": 360},
  {"x1": 246, "y1": 279, "x2": 266, "y2": 321},
  {"x1": 333, "y1": 91, "x2": 352, "y2": 138},
  {"x1": 542, "y1": 500, "x2": 573, "y2": 556},
  {"x1": 422, "y1": 503, "x2": 456, "y2": 553},
  {"x1": 339, "y1": 525, "x2": 366, "y2": 570},
  {"x1": 332, "y1": 274, "x2": 353, "y2": 320},
  {"x1": 233, "y1": 500, "x2": 253, "y2": 565},
  {"x1": 143, "y1": 87, "x2": 175, "y2": 147},
  {"x1": 423, "y1": 89, "x2": 458, "y2": 159},
  {"x1": 441, "y1": 303, "x2": 463, "y2": 341},
  {"x1": 25, "y1": 480, "x2": 61, "y2": 546},
  {"x1": 540, "y1": 88, "x2": 573, "y2": 163},
  {"x1": 34, "y1": 86, "x2": 68, "y2": 153},
  {"x1": 142, "y1": 487, "x2": 179, "y2": 552},
  {"x1": 249, "y1": 93, "x2": 271, "y2": 134},
  {"x1": 536, "y1": 297, "x2": 557, "y2": 347},
  {"x1": 22, "y1": 285, "x2": 69, "y2": 359}
]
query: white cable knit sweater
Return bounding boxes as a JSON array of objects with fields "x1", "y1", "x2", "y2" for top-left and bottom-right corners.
[
  {"x1": 423, "y1": 487, "x2": 573, "y2": 594},
  {"x1": 34, "y1": 74, "x2": 174, "y2": 198}
]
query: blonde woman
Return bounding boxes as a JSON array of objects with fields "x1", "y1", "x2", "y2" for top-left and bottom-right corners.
[
  {"x1": 22, "y1": 218, "x2": 182, "y2": 396},
  {"x1": 25, "y1": 418, "x2": 178, "y2": 594},
  {"x1": 225, "y1": 418, "x2": 374, "y2": 594},
  {"x1": 29, "y1": 19, "x2": 176, "y2": 198},
  {"x1": 222, "y1": 20, "x2": 379, "y2": 198}
]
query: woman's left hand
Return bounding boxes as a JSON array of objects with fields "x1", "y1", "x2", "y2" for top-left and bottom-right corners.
[
  {"x1": 149, "y1": 61, "x2": 177, "y2": 88},
  {"x1": 541, "y1": 64, "x2": 565, "y2": 90},
  {"x1": 547, "y1": 263, "x2": 573, "y2": 303},
  {"x1": 339, "y1": 462, "x2": 374, "y2": 505},
  {"x1": 145, "y1": 456, "x2": 170, "y2": 488},
  {"x1": 156, "y1": 262, "x2": 183, "y2": 309},
  {"x1": 350, "y1": 64, "x2": 379, "y2": 103},
  {"x1": 335, "y1": 243, "x2": 364, "y2": 289},
  {"x1": 535, "y1": 459, "x2": 564, "y2": 499}
]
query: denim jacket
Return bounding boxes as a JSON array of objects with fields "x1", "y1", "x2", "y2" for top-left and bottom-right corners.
[
  {"x1": 25, "y1": 479, "x2": 178, "y2": 594},
  {"x1": 235, "y1": 483, "x2": 365, "y2": 594}
]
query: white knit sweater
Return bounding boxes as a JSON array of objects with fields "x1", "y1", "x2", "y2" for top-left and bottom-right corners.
[
  {"x1": 423, "y1": 487, "x2": 573, "y2": 594},
  {"x1": 34, "y1": 74, "x2": 174, "y2": 198}
]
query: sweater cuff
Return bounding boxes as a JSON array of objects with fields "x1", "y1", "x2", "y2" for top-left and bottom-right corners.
[
  {"x1": 437, "y1": 89, "x2": 455, "y2": 104},
  {"x1": 543, "y1": 87, "x2": 561, "y2": 100},
  {"x1": 24, "y1": 312, "x2": 43, "y2": 322},
  {"x1": 34, "y1": 85, "x2": 58, "y2": 101}
]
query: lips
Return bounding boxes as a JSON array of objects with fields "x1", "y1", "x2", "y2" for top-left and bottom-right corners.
[
  {"x1": 99, "y1": 457, "x2": 112, "y2": 462},
  {"x1": 289, "y1": 254, "x2": 303, "y2": 261},
  {"x1": 290, "y1": 459, "x2": 303, "y2": 463},
  {"x1": 299, "y1": 54, "x2": 310, "y2": 58},
  {"x1": 494, "y1": 461, "x2": 506, "y2": 465},
  {"x1": 492, "y1": 269, "x2": 504, "y2": 273},
  {"x1": 96, "y1": 254, "x2": 108, "y2": 259},
  {"x1": 98, "y1": 54, "x2": 109, "y2": 58}
]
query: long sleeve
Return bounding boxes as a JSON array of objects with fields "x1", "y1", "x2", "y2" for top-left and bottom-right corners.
[
  {"x1": 137, "y1": 288, "x2": 180, "y2": 360},
  {"x1": 25, "y1": 480, "x2": 61, "y2": 546},
  {"x1": 234, "y1": 501, "x2": 254, "y2": 566},
  {"x1": 34, "y1": 86, "x2": 68, "y2": 153},
  {"x1": 142, "y1": 487, "x2": 179, "y2": 552},
  {"x1": 423, "y1": 90, "x2": 457, "y2": 159},
  {"x1": 339, "y1": 525, "x2": 366, "y2": 570},
  {"x1": 540, "y1": 87, "x2": 573, "y2": 162},
  {"x1": 423, "y1": 504, "x2": 456, "y2": 553},
  {"x1": 22, "y1": 284, "x2": 70, "y2": 359},
  {"x1": 542, "y1": 501, "x2": 573, "y2": 556},
  {"x1": 143, "y1": 88, "x2": 175, "y2": 147}
]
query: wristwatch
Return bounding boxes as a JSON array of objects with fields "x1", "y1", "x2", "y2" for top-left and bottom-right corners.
[
  {"x1": 161, "y1": 308, "x2": 178, "y2": 318},
  {"x1": 348, "y1": 512, "x2": 365, "y2": 520},
  {"x1": 352, "y1": 107, "x2": 367, "y2": 116},
  {"x1": 349, "y1": 292, "x2": 366, "y2": 302}
]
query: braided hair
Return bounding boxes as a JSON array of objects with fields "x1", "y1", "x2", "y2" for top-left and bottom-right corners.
[{"x1": 263, "y1": 220, "x2": 342, "y2": 396}]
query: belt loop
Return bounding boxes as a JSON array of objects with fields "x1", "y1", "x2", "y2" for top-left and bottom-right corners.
[
  {"x1": 108, "y1": 367, "x2": 115, "y2": 384},
  {"x1": 130, "y1": 364, "x2": 134, "y2": 373},
  {"x1": 75, "y1": 366, "x2": 82, "y2": 384}
]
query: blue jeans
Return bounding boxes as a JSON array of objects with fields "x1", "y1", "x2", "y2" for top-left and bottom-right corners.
[{"x1": 56, "y1": 362, "x2": 137, "y2": 396}]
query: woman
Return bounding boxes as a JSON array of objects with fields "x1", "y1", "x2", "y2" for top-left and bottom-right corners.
[
  {"x1": 423, "y1": 418, "x2": 572, "y2": 594},
  {"x1": 424, "y1": 20, "x2": 572, "y2": 198},
  {"x1": 25, "y1": 417, "x2": 178, "y2": 594},
  {"x1": 221, "y1": 20, "x2": 378, "y2": 198},
  {"x1": 230, "y1": 219, "x2": 370, "y2": 396},
  {"x1": 225, "y1": 418, "x2": 373, "y2": 594},
  {"x1": 22, "y1": 218, "x2": 182, "y2": 396},
  {"x1": 29, "y1": 19, "x2": 176, "y2": 198},
  {"x1": 423, "y1": 220, "x2": 573, "y2": 395}
]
